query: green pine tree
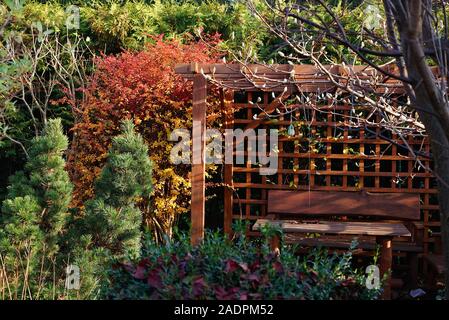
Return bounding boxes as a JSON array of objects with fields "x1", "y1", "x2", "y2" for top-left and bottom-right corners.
[
  {"x1": 83, "y1": 119, "x2": 153, "y2": 259},
  {"x1": 63, "y1": 120, "x2": 153, "y2": 299},
  {"x1": 0, "y1": 118, "x2": 73, "y2": 299}
]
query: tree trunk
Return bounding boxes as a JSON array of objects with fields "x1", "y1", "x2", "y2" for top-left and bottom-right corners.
[
  {"x1": 429, "y1": 133, "x2": 449, "y2": 299},
  {"x1": 410, "y1": 92, "x2": 449, "y2": 297},
  {"x1": 394, "y1": 0, "x2": 449, "y2": 296},
  {"x1": 407, "y1": 84, "x2": 449, "y2": 298}
]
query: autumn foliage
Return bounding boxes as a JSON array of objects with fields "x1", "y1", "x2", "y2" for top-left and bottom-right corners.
[{"x1": 67, "y1": 35, "x2": 221, "y2": 239}]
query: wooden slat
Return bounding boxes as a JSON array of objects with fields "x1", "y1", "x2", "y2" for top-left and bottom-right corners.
[
  {"x1": 234, "y1": 151, "x2": 429, "y2": 161},
  {"x1": 267, "y1": 190, "x2": 421, "y2": 220},
  {"x1": 253, "y1": 219, "x2": 412, "y2": 237},
  {"x1": 228, "y1": 133, "x2": 428, "y2": 145},
  {"x1": 233, "y1": 183, "x2": 437, "y2": 194},
  {"x1": 233, "y1": 167, "x2": 433, "y2": 177}
]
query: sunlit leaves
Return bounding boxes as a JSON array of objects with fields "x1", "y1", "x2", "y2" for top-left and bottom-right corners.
[{"x1": 68, "y1": 36, "x2": 221, "y2": 240}]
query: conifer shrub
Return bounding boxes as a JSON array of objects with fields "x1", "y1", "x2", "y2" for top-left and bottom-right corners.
[
  {"x1": 67, "y1": 120, "x2": 153, "y2": 298},
  {"x1": 82, "y1": 119, "x2": 153, "y2": 259},
  {"x1": 0, "y1": 118, "x2": 73, "y2": 299}
]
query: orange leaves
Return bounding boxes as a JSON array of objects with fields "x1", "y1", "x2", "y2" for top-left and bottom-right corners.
[{"x1": 67, "y1": 36, "x2": 221, "y2": 232}]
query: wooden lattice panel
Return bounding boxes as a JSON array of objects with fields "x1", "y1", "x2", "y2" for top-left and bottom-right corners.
[{"x1": 224, "y1": 91, "x2": 440, "y2": 256}]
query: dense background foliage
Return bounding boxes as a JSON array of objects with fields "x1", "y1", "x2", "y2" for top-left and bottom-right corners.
[
  {"x1": 0, "y1": 0, "x2": 273, "y2": 231},
  {"x1": 0, "y1": 0, "x2": 391, "y2": 299},
  {"x1": 0, "y1": 0, "x2": 380, "y2": 224}
]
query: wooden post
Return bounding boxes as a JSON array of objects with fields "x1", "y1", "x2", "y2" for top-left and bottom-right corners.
[
  {"x1": 191, "y1": 74, "x2": 207, "y2": 246},
  {"x1": 408, "y1": 252, "x2": 419, "y2": 288},
  {"x1": 270, "y1": 235, "x2": 281, "y2": 254},
  {"x1": 223, "y1": 90, "x2": 234, "y2": 236},
  {"x1": 267, "y1": 214, "x2": 281, "y2": 254},
  {"x1": 377, "y1": 236, "x2": 393, "y2": 300}
]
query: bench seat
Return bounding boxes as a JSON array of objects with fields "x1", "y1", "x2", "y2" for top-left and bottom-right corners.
[
  {"x1": 283, "y1": 234, "x2": 423, "y2": 253},
  {"x1": 253, "y1": 219, "x2": 412, "y2": 237}
]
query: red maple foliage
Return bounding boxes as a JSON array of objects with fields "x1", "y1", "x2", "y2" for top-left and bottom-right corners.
[{"x1": 67, "y1": 35, "x2": 222, "y2": 235}]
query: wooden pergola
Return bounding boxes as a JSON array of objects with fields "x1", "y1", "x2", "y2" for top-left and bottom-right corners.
[{"x1": 175, "y1": 63, "x2": 439, "y2": 253}]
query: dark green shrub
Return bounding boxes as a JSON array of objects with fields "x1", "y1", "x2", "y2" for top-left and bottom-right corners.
[
  {"x1": 81, "y1": 119, "x2": 153, "y2": 260},
  {"x1": 64, "y1": 119, "x2": 153, "y2": 299},
  {"x1": 0, "y1": 118, "x2": 73, "y2": 299}
]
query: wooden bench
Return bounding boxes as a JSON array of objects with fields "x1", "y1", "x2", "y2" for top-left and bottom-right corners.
[{"x1": 252, "y1": 190, "x2": 422, "y2": 300}]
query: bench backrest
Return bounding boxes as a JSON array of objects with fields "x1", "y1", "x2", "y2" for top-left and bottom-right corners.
[{"x1": 267, "y1": 190, "x2": 421, "y2": 220}]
